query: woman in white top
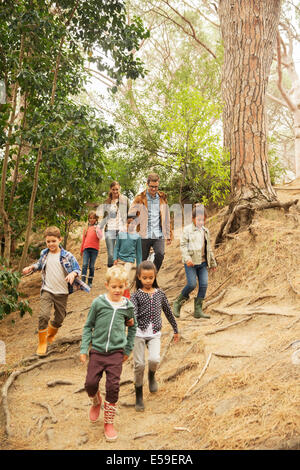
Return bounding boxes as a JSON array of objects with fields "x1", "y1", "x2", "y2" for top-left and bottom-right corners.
[{"x1": 97, "y1": 182, "x2": 129, "y2": 267}]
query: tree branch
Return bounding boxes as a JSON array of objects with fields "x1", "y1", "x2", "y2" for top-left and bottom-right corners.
[
  {"x1": 152, "y1": 1, "x2": 216, "y2": 59},
  {"x1": 276, "y1": 33, "x2": 297, "y2": 112}
]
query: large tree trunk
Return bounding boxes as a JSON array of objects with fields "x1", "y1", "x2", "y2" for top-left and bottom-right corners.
[{"x1": 216, "y1": 0, "x2": 284, "y2": 242}]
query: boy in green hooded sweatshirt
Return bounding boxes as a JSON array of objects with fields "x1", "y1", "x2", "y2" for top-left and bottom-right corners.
[{"x1": 80, "y1": 265, "x2": 136, "y2": 442}]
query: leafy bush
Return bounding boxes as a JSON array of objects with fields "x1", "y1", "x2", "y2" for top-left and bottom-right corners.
[{"x1": 0, "y1": 258, "x2": 32, "y2": 320}]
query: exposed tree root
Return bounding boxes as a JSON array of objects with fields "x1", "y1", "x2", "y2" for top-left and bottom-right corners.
[
  {"x1": 164, "y1": 362, "x2": 198, "y2": 382},
  {"x1": 1, "y1": 355, "x2": 76, "y2": 437},
  {"x1": 215, "y1": 198, "x2": 299, "y2": 247}
]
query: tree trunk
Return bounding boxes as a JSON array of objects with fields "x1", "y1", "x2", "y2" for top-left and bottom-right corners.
[
  {"x1": 217, "y1": 0, "x2": 282, "y2": 241},
  {"x1": 0, "y1": 34, "x2": 25, "y2": 263},
  {"x1": 18, "y1": 147, "x2": 43, "y2": 271}
]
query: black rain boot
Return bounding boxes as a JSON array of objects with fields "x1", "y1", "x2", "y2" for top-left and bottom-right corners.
[
  {"x1": 148, "y1": 370, "x2": 158, "y2": 393},
  {"x1": 135, "y1": 386, "x2": 145, "y2": 412}
]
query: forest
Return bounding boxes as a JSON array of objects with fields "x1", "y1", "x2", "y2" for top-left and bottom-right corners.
[{"x1": 0, "y1": 0, "x2": 300, "y2": 452}]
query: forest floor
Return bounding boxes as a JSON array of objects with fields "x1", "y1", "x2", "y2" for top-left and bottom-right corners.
[{"x1": 1, "y1": 182, "x2": 300, "y2": 451}]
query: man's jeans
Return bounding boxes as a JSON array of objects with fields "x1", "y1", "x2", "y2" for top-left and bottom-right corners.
[
  {"x1": 105, "y1": 230, "x2": 118, "y2": 267},
  {"x1": 181, "y1": 262, "x2": 208, "y2": 299},
  {"x1": 141, "y1": 238, "x2": 165, "y2": 272},
  {"x1": 82, "y1": 248, "x2": 98, "y2": 284}
]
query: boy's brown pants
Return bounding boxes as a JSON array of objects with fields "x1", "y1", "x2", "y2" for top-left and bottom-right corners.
[
  {"x1": 84, "y1": 349, "x2": 123, "y2": 404},
  {"x1": 39, "y1": 290, "x2": 68, "y2": 330}
]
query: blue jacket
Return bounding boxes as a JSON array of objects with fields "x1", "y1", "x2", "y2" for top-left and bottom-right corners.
[
  {"x1": 113, "y1": 232, "x2": 142, "y2": 266},
  {"x1": 33, "y1": 247, "x2": 90, "y2": 294}
]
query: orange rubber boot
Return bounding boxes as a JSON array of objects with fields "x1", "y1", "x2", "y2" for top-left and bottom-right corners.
[
  {"x1": 47, "y1": 322, "x2": 58, "y2": 344},
  {"x1": 104, "y1": 401, "x2": 118, "y2": 441},
  {"x1": 36, "y1": 328, "x2": 48, "y2": 356}
]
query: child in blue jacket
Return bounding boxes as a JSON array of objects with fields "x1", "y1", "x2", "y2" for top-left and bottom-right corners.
[{"x1": 113, "y1": 214, "x2": 142, "y2": 298}]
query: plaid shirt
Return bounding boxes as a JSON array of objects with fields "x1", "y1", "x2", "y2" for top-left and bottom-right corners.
[{"x1": 33, "y1": 247, "x2": 90, "y2": 294}]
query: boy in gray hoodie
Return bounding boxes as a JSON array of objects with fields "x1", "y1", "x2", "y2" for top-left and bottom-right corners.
[{"x1": 80, "y1": 265, "x2": 136, "y2": 441}]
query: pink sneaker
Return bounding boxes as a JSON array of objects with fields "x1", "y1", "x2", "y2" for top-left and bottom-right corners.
[{"x1": 89, "y1": 391, "x2": 102, "y2": 423}]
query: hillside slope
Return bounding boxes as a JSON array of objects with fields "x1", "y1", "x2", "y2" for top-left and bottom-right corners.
[{"x1": 0, "y1": 192, "x2": 300, "y2": 450}]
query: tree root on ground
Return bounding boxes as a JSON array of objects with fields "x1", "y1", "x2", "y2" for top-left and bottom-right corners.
[
  {"x1": 1, "y1": 355, "x2": 76, "y2": 438},
  {"x1": 215, "y1": 198, "x2": 299, "y2": 247}
]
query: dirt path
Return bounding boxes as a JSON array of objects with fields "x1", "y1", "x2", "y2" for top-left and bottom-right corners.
[{"x1": 1, "y1": 207, "x2": 300, "y2": 450}]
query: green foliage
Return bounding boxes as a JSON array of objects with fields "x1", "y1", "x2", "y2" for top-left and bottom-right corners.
[
  {"x1": 0, "y1": 0, "x2": 148, "y2": 257},
  {"x1": 268, "y1": 137, "x2": 288, "y2": 184},
  {"x1": 160, "y1": 72, "x2": 230, "y2": 205},
  {"x1": 0, "y1": 258, "x2": 32, "y2": 320},
  {"x1": 7, "y1": 101, "x2": 117, "y2": 244},
  {"x1": 111, "y1": 53, "x2": 229, "y2": 206}
]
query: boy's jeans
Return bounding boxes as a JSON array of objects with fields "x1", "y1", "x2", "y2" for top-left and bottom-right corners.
[
  {"x1": 82, "y1": 248, "x2": 98, "y2": 283},
  {"x1": 105, "y1": 230, "x2": 118, "y2": 267},
  {"x1": 181, "y1": 262, "x2": 208, "y2": 299}
]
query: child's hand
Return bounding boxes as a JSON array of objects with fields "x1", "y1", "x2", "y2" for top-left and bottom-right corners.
[
  {"x1": 80, "y1": 354, "x2": 87, "y2": 364},
  {"x1": 22, "y1": 266, "x2": 32, "y2": 276},
  {"x1": 22, "y1": 266, "x2": 33, "y2": 275},
  {"x1": 125, "y1": 318, "x2": 134, "y2": 327},
  {"x1": 173, "y1": 333, "x2": 180, "y2": 343},
  {"x1": 123, "y1": 354, "x2": 129, "y2": 362},
  {"x1": 65, "y1": 271, "x2": 77, "y2": 285},
  {"x1": 210, "y1": 267, "x2": 217, "y2": 272},
  {"x1": 186, "y1": 260, "x2": 194, "y2": 267},
  {"x1": 113, "y1": 259, "x2": 118, "y2": 265}
]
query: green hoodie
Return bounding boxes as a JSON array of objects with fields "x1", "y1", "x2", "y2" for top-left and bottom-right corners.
[{"x1": 80, "y1": 294, "x2": 136, "y2": 357}]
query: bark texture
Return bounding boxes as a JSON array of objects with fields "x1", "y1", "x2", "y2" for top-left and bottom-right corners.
[
  {"x1": 219, "y1": 0, "x2": 281, "y2": 203},
  {"x1": 214, "y1": 1, "x2": 294, "y2": 245}
]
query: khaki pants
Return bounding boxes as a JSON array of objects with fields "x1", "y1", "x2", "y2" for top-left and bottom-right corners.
[
  {"x1": 39, "y1": 290, "x2": 68, "y2": 330},
  {"x1": 133, "y1": 335, "x2": 161, "y2": 387},
  {"x1": 115, "y1": 260, "x2": 136, "y2": 289}
]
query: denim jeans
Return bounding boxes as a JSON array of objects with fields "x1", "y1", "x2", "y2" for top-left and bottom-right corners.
[
  {"x1": 181, "y1": 262, "x2": 208, "y2": 299},
  {"x1": 82, "y1": 248, "x2": 98, "y2": 284},
  {"x1": 105, "y1": 230, "x2": 119, "y2": 267},
  {"x1": 141, "y1": 238, "x2": 165, "y2": 272}
]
